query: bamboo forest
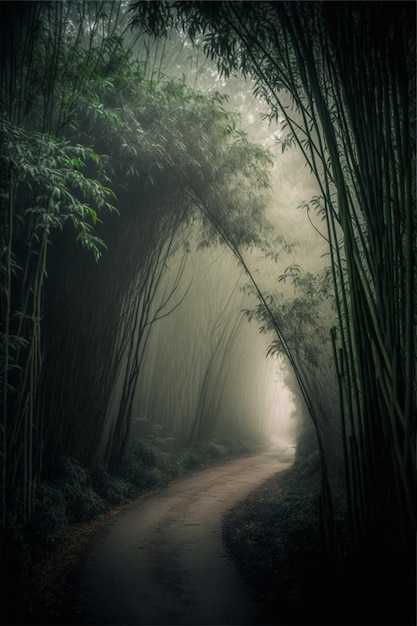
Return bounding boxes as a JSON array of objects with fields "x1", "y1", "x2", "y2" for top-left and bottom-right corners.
[{"x1": 0, "y1": 2, "x2": 415, "y2": 625}]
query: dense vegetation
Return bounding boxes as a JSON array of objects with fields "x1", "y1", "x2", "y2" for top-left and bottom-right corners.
[
  {"x1": 135, "y1": 0, "x2": 416, "y2": 535},
  {"x1": 1, "y1": 0, "x2": 272, "y2": 514},
  {"x1": 0, "y1": 1, "x2": 415, "y2": 623},
  {"x1": 131, "y1": 0, "x2": 417, "y2": 620},
  {"x1": 0, "y1": 2, "x2": 279, "y2": 614}
]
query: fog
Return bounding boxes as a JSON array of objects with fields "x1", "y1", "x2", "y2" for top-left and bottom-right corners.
[
  {"x1": 106, "y1": 241, "x2": 296, "y2": 442},
  {"x1": 106, "y1": 55, "x2": 326, "y2": 445},
  {"x1": 98, "y1": 44, "x2": 329, "y2": 446}
]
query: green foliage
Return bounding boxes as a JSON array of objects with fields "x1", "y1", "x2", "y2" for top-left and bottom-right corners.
[
  {"x1": 1, "y1": 0, "x2": 276, "y2": 542},
  {"x1": 244, "y1": 264, "x2": 341, "y2": 480},
  {"x1": 182, "y1": 448, "x2": 205, "y2": 471},
  {"x1": 203, "y1": 440, "x2": 228, "y2": 459},
  {"x1": 294, "y1": 427, "x2": 319, "y2": 466},
  {"x1": 91, "y1": 465, "x2": 137, "y2": 506},
  {"x1": 36, "y1": 37, "x2": 276, "y2": 473},
  {"x1": 0, "y1": 115, "x2": 118, "y2": 529},
  {"x1": 55, "y1": 457, "x2": 107, "y2": 523},
  {"x1": 144, "y1": 0, "x2": 416, "y2": 561},
  {"x1": 122, "y1": 426, "x2": 231, "y2": 481},
  {"x1": 0, "y1": 8, "x2": 281, "y2": 620},
  {"x1": 245, "y1": 265, "x2": 334, "y2": 360},
  {"x1": 31, "y1": 484, "x2": 69, "y2": 549},
  {"x1": 1, "y1": 117, "x2": 116, "y2": 258}
]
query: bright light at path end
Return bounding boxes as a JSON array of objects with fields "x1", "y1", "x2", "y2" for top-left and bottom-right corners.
[{"x1": 263, "y1": 361, "x2": 296, "y2": 439}]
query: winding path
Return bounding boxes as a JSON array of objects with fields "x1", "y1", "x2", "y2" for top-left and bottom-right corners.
[{"x1": 77, "y1": 438, "x2": 295, "y2": 625}]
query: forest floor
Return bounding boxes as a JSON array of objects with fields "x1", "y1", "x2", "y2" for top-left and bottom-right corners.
[
  {"x1": 1, "y1": 431, "x2": 267, "y2": 625},
  {"x1": 4, "y1": 438, "x2": 293, "y2": 625},
  {"x1": 223, "y1": 459, "x2": 416, "y2": 626},
  {"x1": 3, "y1": 438, "x2": 415, "y2": 626}
]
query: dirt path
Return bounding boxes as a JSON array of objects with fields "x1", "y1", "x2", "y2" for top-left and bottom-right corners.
[{"x1": 76, "y1": 439, "x2": 295, "y2": 625}]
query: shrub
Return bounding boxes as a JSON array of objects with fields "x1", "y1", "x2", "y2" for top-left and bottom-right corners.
[
  {"x1": 25, "y1": 429, "x2": 265, "y2": 559},
  {"x1": 183, "y1": 448, "x2": 205, "y2": 470},
  {"x1": 203, "y1": 440, "x2": 227, "y2": 459},
  {"x1": 92, "y1": 467, "x2": 137, "y2": 506},
  {"x1": 56, "y1": 456, "x2": 89, "y2": 486},
  {"x1": 32, "y1": 483, "x2": 69, "y2": 549},
  {"x1": 67, "y1": 486, "x2": 107, "y2": 523},
  {"x1": 130, "y1": 439, "x2": 159, "y2": 468},
  {"x1": 53, "y1": 456, "x2": 107, "y2": 523}
]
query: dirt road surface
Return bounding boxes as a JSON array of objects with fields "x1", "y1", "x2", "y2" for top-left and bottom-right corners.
[{"x1": 77, "y1": 439, "x2": 295, "y2": 625}]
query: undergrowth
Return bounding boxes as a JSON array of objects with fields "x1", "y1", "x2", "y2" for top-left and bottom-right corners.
[
  {"x1": 222, "y1": 450, "x2": 411, "y2": 626},
  {"x1": 223, "y1": 451, "x2": 322, "y2": 613}
]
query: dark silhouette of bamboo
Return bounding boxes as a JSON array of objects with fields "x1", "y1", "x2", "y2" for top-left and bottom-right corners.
[{"x1": 0, "y1": 1, "x2": 129, "y2": 523}]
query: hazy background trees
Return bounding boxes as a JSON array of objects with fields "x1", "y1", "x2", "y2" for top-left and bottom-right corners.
[{"x1": 131, "y1": 245, "x2": 297, "y2": 443}]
